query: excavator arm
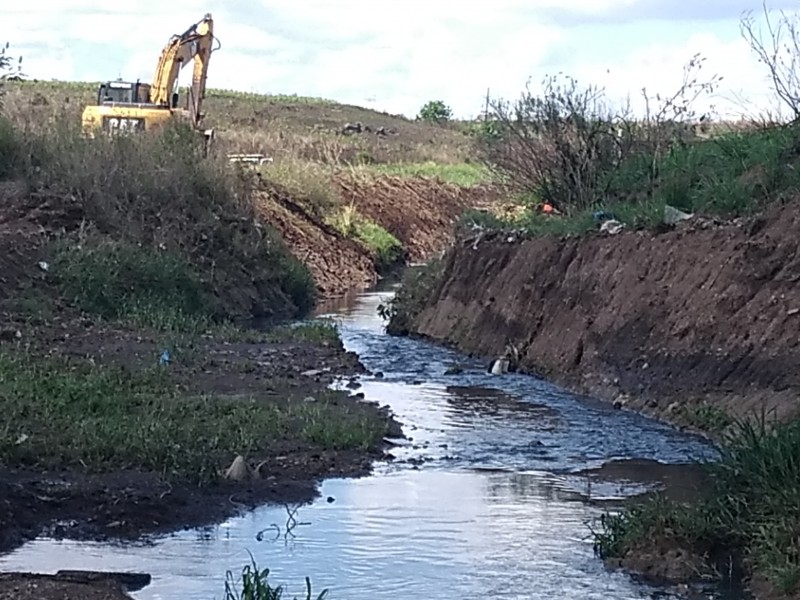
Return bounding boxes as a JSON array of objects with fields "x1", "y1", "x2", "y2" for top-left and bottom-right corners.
[{"x1": 150, "y1": 12, "x2": 215, "y2": 128}]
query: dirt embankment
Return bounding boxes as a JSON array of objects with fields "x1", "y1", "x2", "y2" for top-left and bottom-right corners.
[
  {"x1": 0, "y1": 184, "x2": 401, "y2": 563},
  {"x1": 254, "y1": 174, "x2": 500, "y2": 297},
  {"x1": 402, "y1": 198, "x2": 800, "y2": 426}
]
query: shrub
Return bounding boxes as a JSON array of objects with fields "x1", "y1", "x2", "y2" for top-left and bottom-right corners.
[{"x1": 417, "y1": 100, "x2": 453, "y2": 124}]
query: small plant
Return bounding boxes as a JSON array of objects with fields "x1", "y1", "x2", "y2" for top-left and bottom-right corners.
[
  {"x1": 224, "y1": 553, "x2": 328, "y2": 600},
  {"x1": 417, "y1": 100, "x2": 453, "y2": 124},
  {"x1": 592, "y1": 411, "x2": 800, "y2": 595}
]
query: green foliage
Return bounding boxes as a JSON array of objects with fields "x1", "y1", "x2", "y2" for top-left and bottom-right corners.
[
  {"x1": 0, "y1": 351, "x2": 388, "y2": 485},
  {"x1": 362, "y1": 161, "x2": 493, "y2": 187},
  {"x1": 53, "y1": 239, "x2": 211, "y2": 332},
  {"x1": 593, "y1": 412, "x2": 800, "y2": 595},
  {"x1": 225, "y1": 554, "x2": 328, "y2": 600},
  {"x1": 382, "y1": 259, "x2": 444, "y2": 335},
  {"x1": 1, "y1": 117, "x2": 318, "y2": 320},
  {"x1": 468, "y1": 124, "x2": 800, "y2": 238},
  {"x1": 329, "y1": 205, "x2": 404, "y2": 273},
  {"x1": 417, "y1": 100, "x2": 453, "y2": 124}
]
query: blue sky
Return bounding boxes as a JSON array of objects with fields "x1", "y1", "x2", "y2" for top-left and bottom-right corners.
[{"x1": 5, "y1": 1, "x2": 799, "y2": 119}]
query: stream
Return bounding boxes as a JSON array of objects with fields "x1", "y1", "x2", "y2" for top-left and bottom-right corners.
[{"x1": 0, "y1": 283, "x2": 738, "y2": 599}]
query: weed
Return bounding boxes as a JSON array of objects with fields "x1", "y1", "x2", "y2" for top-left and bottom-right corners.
[
  {"x1": 264, "y1": 320, "x2": 341, "y2": 345},
  {"x1": 1, "y1": 116, "x2": 318, "y2": 322},
  {"x1": 383, "y1": 260, "x2": 444, "y2": 335},
  {"x1": 592, "y1": 412, "x2": 800, "y2": 595},
  {"x1": 224, "y1": 553, "x2": 328, "y2": 600},
  {"x1": 328, "y1": 205, "x2": 404, "y2": 272},
  {"x1": 0, "y1": 351, "x2": 388, "y2": 485},
  {"x1": 679, "y1": 404, "x2": 734, "y2": 435},
  {"x1": 52, "y1": 238, "x2": 212, "y2": 332}
]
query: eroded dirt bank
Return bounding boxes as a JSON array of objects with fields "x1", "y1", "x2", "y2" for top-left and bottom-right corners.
[
  {"x1": 254, "y1": 174, "x2": 501, "y2": 297},
  {"x1": 400, "y1": 198, "x2": 800, "y2": 427}
]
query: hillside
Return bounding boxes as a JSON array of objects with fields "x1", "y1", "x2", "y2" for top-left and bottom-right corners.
[{"x1": 2, "y1": 80, "x2": 497, "y2": 298}]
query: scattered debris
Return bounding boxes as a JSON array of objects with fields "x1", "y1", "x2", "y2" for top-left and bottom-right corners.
[{"x1": 664, "y1": 204, "x2": 694, "y2": 225}]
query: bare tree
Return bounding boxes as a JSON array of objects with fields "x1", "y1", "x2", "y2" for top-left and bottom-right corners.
[
  {"x1": 0, "y1": 41, "x2": 23, "y2": 110},
  {"x1": 477, "y1": 73, "x2": 629, "y2": 212},
  {"x1": 741, "y1": 2, "x2": 800, "y2": 121},
  {"x1": 476, "y1": 58, "x2": 720, "y2": 212},
  {"x1": 638, "y1": 53, "x2": 722, "y2": 196}
]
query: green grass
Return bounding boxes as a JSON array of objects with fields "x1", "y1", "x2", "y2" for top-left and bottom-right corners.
[
  {"x1": 360, "y1": 161, "x2": 493, "y2": 187},
  {"x1": 328, "y1": 205, "x2": 404, "y2": 272},
  {"x1": 52, "y1": 239, "x2": 213, "y2": 333},
  {"x1": 225, "y1": 555, "x2": 328, "y2": 600},
  {"x1": 467, "y1": 125, "x2": 800, "y2": 238},
  {"x1": 0, "y1": 351, "x2": 388, "y2": 485},
  {"x1": 592, "y1": 412, "x2": 800, "y2": 595}
]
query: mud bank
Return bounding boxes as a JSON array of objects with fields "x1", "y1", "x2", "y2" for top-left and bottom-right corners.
[
  {"x1": 396, "y1": 198, "x2": 800, "y2": 428},
  {"x1": 254, "y1": 174, "x2": 500, "y2": 298}
]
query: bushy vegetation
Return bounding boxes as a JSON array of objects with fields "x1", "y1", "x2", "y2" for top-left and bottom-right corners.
[
  {"x1": 380, "y1": 259, "x2": 444, "y2": 335},
  {"x1": 417, "y1": 100, "x2": 453, "y2": 124},
  {"x1": 329, "y1": 205, "x2": 404, "y2": 272},
  {"x1": 593, "y1": 413, "x2": 800, "y2": 595},
  {"x1": 0, "y1": 350, "x2": 388, "y2": 485},
  {"x1": 469, "y1": 45, "x2": 800, "y2": 237},
  {"x1": 0, "y1": 112, "x2": 317, "y2": 322}
]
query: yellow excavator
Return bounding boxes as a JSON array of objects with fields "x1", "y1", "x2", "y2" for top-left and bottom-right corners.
[{"x1": 81, "y1": 13, "x2": 218, "y2": 149}]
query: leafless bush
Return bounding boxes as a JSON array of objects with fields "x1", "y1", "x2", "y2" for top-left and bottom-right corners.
[
  {"x1": 0, "y1": 42, "x2": 24, "y2": 110},
  {"x1": 476, "y1": 57, "x2": 721, "y2": 211},
  {"x1": 741, "y1": 2, "x2": 800, "y2": 121}
]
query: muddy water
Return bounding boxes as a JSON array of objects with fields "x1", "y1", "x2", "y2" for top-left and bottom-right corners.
[{"x1": 0, "y1": 284, "x2": 733, "y2": 599}]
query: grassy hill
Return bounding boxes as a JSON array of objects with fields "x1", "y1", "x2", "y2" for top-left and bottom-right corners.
[{"x1": 2, "y1": 80, "x2": 484, "y2": 179}]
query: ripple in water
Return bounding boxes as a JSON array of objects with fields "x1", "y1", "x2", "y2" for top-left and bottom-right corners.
[{"x1": 0, "y1": 285, "x2": 729, "y2": 599}]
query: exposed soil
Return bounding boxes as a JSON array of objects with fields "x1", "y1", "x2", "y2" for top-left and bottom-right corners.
[
  {"x1": 0, "y1": 188, "x2": 403, "y2": 600},
  {"x1": 0, "y1": 572, "x2": 135, "y2": 600},
  {"x1": 252, "y1": 173, "x2": 501, "y2": 297},
  {"x1": 403, "y1": 198, "x2": 800, "y2": 430},
  {"x1": 334, "y1": 176, "x2": 504, "y2": 263}
]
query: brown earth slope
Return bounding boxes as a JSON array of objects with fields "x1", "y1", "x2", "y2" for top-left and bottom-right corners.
[
  {"x1": 254, "y1": 174, "x2": 500, "y2": 297},
  {"x1": 404, "y1": 198, "x2": 800, "y2": 426}
]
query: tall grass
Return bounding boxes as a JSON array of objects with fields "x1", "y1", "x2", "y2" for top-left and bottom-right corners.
[
  {"x1": 0, "y1": 113, "x2": 317, "y2": 321},
  {"x1": 593, "y1": 412, "x2": 800, "y2": 595},
  {"x1": 470, "y1": 124, "x2": 800, "y2": 237},
  {"x1": 0, "y1": 351, "x2": 389, "y2": 485}
]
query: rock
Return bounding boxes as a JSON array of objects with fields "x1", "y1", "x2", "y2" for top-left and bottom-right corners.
[{"x1": 223, "y1": 455, "x2": 251, "y2": 481}]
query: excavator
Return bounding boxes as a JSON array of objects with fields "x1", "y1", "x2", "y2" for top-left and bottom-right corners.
[{"x1": 80, "y1": 13, "x2": 217, "y2": 151}]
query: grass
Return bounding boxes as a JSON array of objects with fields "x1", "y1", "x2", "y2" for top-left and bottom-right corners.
[
  {"x1": 0, "y1": 113, "x2": 318, "y2": 322},
  {"x1": 357, "y1": 161, "x2": 493, "y2": 187},
  {"x1": 328, "y1": 204, "x2": 404, "y2": 272},
  {"x1": 464, "y1": 124, "x2": 800, "y2": 238},
  {"x1": 3, "y1": 80, "x2": 476, "y2": 166},
  {"x1": 225, "y1": 554, "x2": 328, "y2": 600},
  {"x1": 592, "y1": 412, "x2": 800, "y2": 596},
  {"x1": 0, "y1": 351, "x2": 388, "y2": 485}
]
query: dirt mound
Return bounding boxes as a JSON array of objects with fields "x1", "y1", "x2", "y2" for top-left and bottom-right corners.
[
  {"x1": 334, "y1": 176, "x2": 502, "y2": 262},
  {"x1": 252, "y1": 179, "x2": 377, "y2": 298},
  {"x1": 401, "y1": 197, "x2": 800, "y2": 426}
]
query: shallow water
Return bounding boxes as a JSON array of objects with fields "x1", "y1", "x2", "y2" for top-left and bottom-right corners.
[{"x1": 0, "y1": 283, "x2": 733, "y2": 600}]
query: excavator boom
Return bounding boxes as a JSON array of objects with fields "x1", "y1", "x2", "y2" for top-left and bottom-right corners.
[
  {"x1": 81, "y1": 13, "x2": 217, "y2": 142},
  {"x1": 150, "y1": 13, "x2": 214, "y2": 127}
]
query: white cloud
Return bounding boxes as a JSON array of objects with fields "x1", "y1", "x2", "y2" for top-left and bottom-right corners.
[{"x1": 4, "y1": 1, "x2": 798, "y2": 119}]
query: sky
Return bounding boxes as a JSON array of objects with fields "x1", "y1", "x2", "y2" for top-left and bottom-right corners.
[{"x1": 5, "y1": 1, "x2": 800, "y2": 120}]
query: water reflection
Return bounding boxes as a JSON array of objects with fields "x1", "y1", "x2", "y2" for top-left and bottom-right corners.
[
  {"x1": 0, "y1": 470, "x2": 683, "y2": 600},
  {"x1": 0, "y1": 285, "x2": 726, "y2": 600}
]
